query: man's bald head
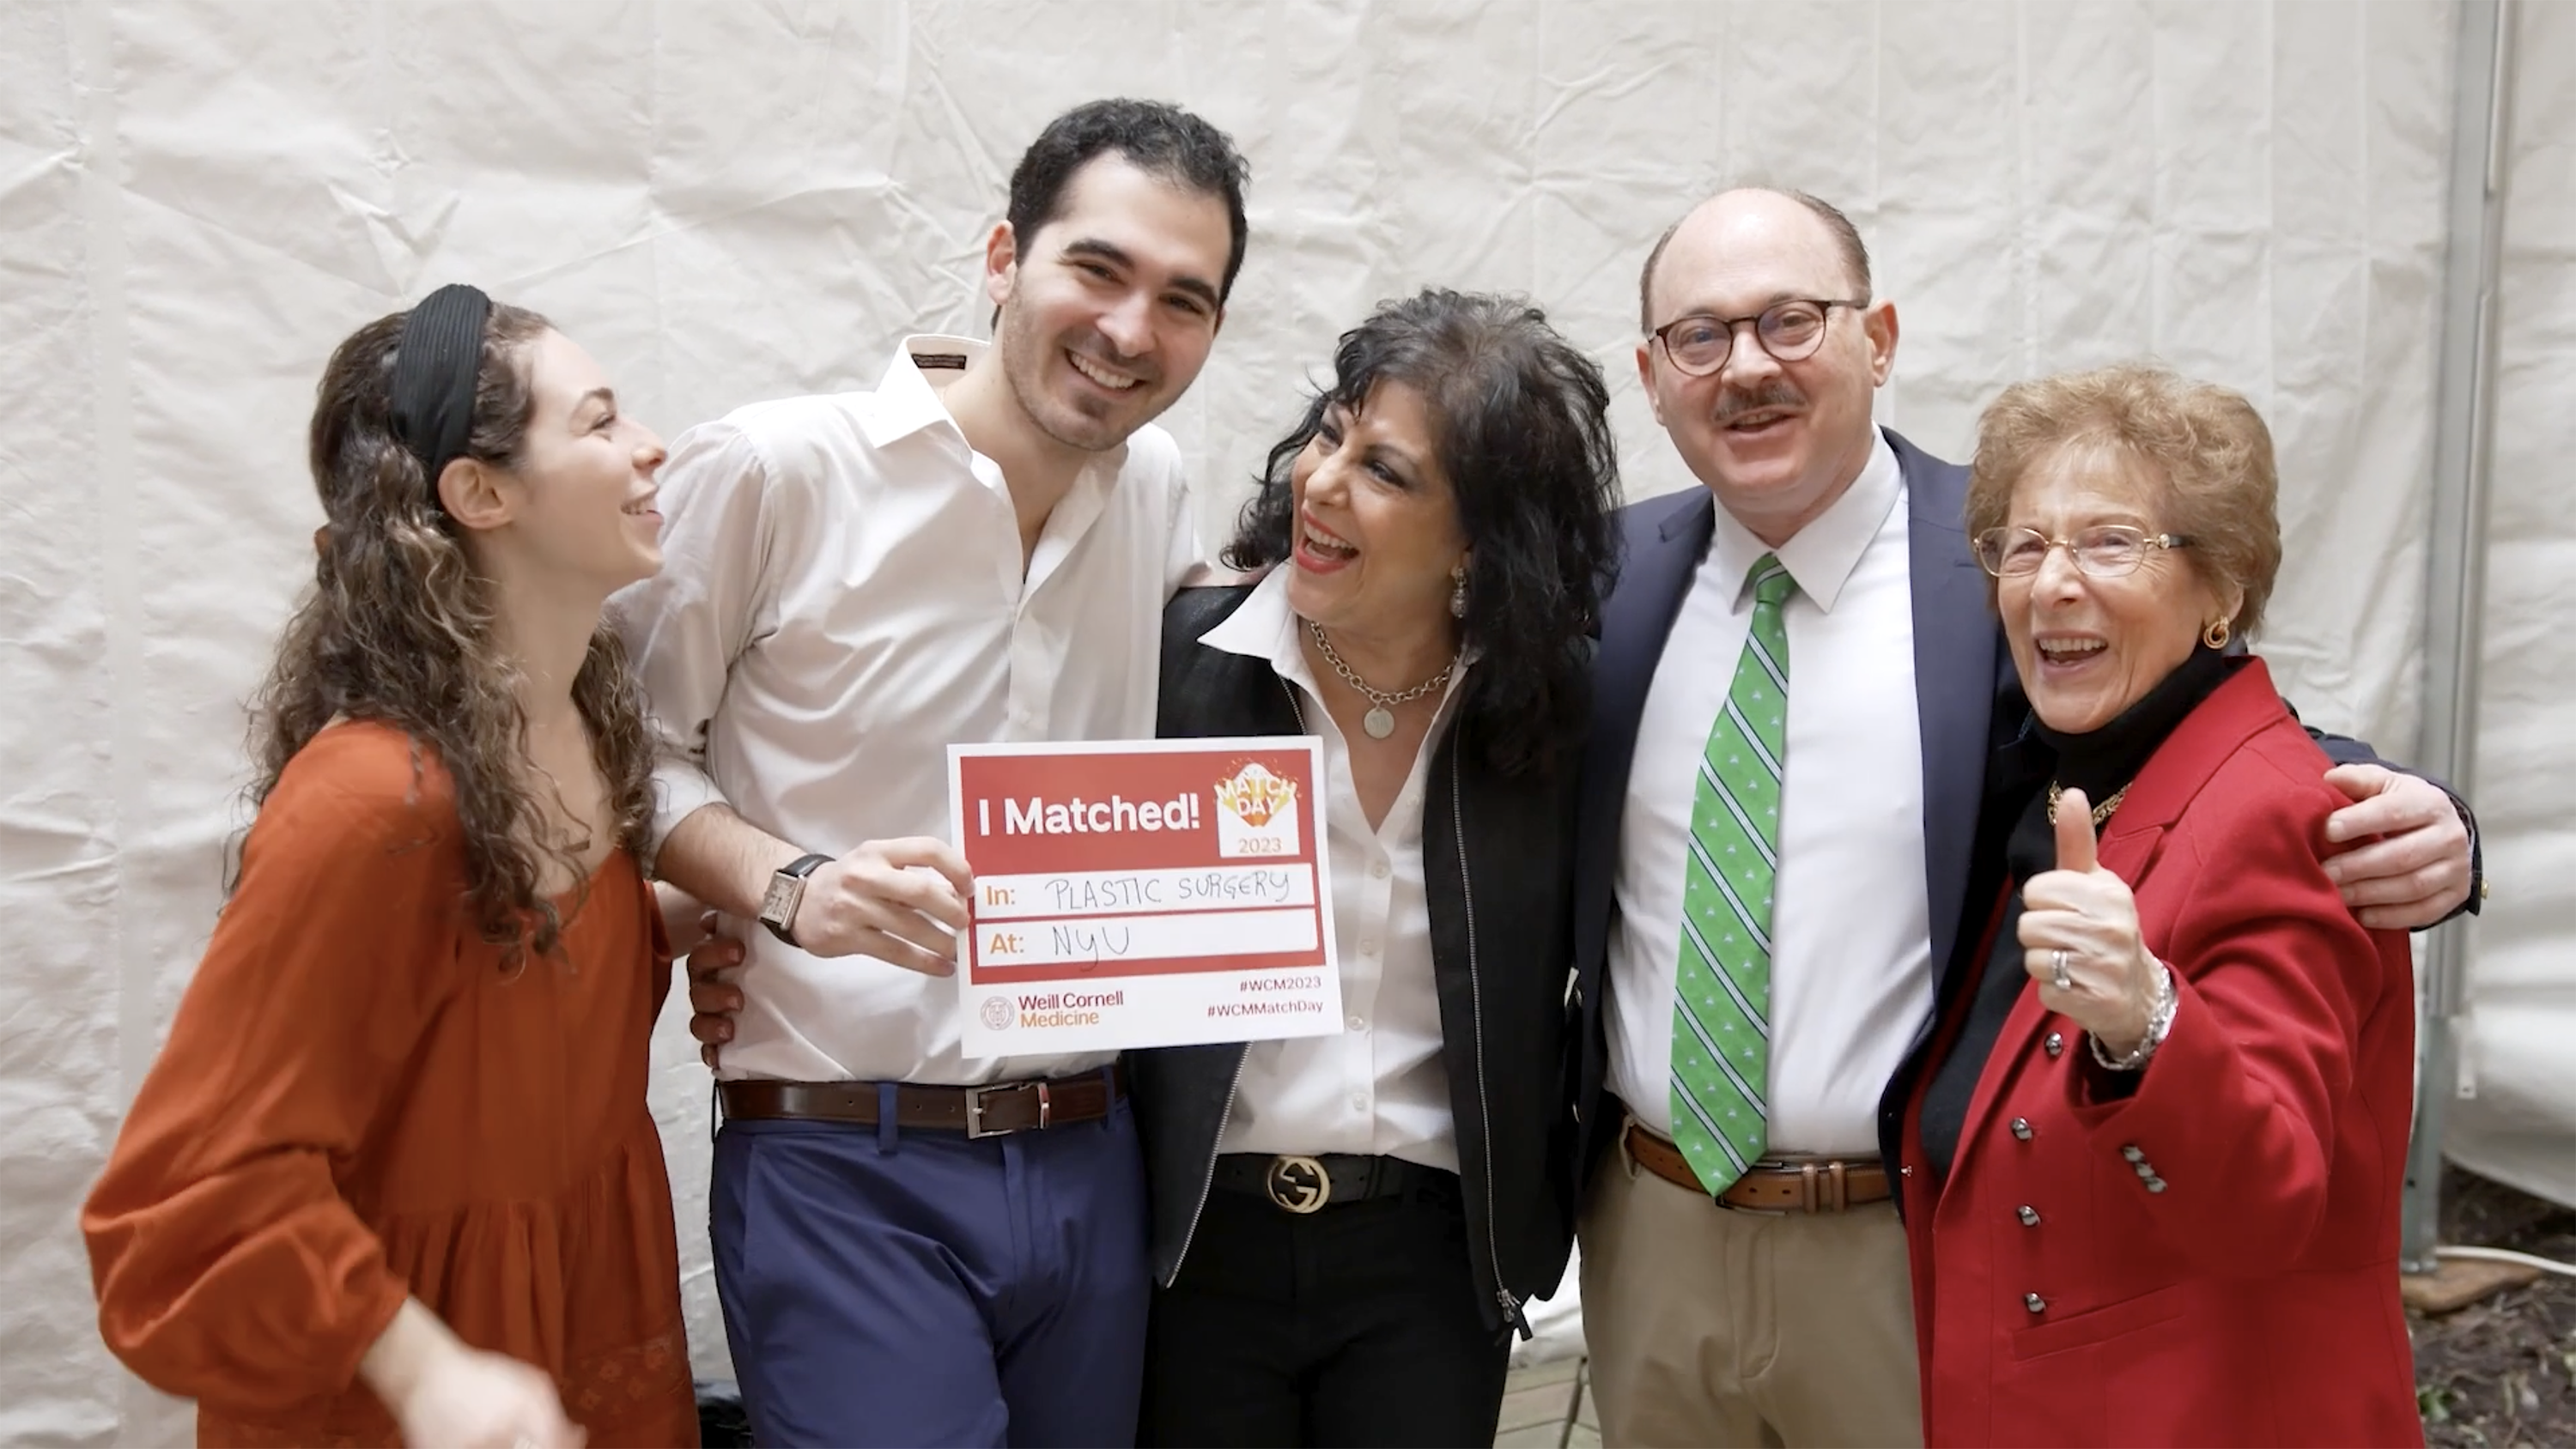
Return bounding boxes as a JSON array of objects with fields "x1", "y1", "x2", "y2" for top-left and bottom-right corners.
[{"x1": 1637, "y1": 188, "x2": 1873, "y2": 333}]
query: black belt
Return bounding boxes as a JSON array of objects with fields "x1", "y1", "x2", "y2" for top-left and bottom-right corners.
[
  {"x1": 719, "y1": 1064, "x2": 1123, "y2": 1138},
  {"x1": 1211, "y1": 1152, "x2": 1458, "y2": 1215}
]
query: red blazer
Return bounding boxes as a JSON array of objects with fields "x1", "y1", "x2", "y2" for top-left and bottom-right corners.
[{"x1": 1898, "y1": 658, "x2": 2421, "y2": 1448}]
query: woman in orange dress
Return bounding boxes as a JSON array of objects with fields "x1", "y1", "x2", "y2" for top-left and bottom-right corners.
[{"x1": 83, "y1": 286, "x2": 700, "y2": 1448}]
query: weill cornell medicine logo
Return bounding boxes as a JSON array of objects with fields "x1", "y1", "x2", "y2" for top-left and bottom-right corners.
[
  {"x1": 979, "y1": 994, "x2": 1015, "y2": 1032},
  {"x1": 1212, "y1": 762, "x2": 1299, "y2": 858}
]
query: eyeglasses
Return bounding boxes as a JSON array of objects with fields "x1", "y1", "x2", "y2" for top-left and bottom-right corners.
[
  {"x1": 1646, "y1": 299, "x2": 1870, "y2": 377},
  {"x1": 1972, "y1": 525, "x2": 2196, "y2": 579}
]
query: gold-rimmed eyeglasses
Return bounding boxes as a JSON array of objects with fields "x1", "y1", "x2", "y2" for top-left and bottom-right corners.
[
  {"x1": 1972, "y1": 525, "x2": 2195, "y2": 579},
  {"x1": 1646, "y1": 298, "x2": 1869, "y2": 377}
]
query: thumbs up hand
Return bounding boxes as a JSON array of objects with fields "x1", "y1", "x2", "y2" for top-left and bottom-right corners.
[{"x1": 2019, "y1": 788, "x2": 2163, "y2": 1060}]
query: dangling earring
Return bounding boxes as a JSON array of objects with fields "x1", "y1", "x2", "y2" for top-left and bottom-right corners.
[
  {"x1": 2202, "y1": 616, "x2": 2231, "y2": 651},
  {"x1": 1449, "y1": 564, "x2": 1468, "y2": 620}
]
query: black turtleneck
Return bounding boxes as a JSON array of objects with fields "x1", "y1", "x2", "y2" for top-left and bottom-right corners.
[{"x1": 1917, "y1": 646, "x2": 2238, "y2": 1186}]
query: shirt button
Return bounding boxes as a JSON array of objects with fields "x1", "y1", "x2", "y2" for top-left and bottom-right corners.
[
  {"x1": 2017, "y1": 1205, "x2": 2040, "y2": 1227},
  {"x1": 1349, "y1": 1092, "x2": 1369, "y2": 1113},
  {"x1": 2025, "y1": 1292, "x2": 2047, "y2": 1314},
  {"x1": 1347, "y1": 1015, "x2": 1366, "y2": 1032},
  {"x1": 2011, "y1": 1118, "x2": 2033, "y2": 1141},
  {"x1": 1361, "y1": 937, "x2": 1379, "y2": 955},
  {"x1": 1370, "y1": 859, "x2": 1391, "y2": 880}
]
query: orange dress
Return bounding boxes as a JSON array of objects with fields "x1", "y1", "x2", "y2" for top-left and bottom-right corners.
[{"x1": 83, "y1": 723, "x2": 699, "y2": 1447}]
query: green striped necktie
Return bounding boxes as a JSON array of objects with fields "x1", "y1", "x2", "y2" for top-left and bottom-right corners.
[{"x1": 1668, "y1": 554, "x2": 1793, "y2": 1195}]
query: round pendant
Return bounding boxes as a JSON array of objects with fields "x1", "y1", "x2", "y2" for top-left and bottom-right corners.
[{"x1": 1363, "y1": 706, "x2": 1396, "y2": 739}]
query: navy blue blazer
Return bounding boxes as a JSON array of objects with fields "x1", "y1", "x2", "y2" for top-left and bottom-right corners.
[{"x1": 1566, "y1": 429, "x2": 2008, "y2": 1190}]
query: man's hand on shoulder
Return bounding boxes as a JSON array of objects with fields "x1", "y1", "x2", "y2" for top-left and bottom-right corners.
[{"x1": 2318, "y1": 763, "x2": 2475, "y2": 931}]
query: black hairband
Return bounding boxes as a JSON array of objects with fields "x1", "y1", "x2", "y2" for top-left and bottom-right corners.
[{"x1": 388, "y1": 282, "x2": 494, "y2": 498}]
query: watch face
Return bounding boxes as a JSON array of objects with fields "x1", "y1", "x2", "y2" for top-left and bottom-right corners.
[{"x1": 761, "y1": 873, "x2": 797, "y2": 924}]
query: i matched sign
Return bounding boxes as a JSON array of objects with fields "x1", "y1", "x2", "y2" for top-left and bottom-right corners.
[{"x1": 945, "y1": 737, "x2": 1343, "y2": 1057}]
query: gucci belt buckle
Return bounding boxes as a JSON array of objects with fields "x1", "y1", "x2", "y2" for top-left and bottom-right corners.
[{"x1": 1263, "y1": 1154, "x2": 1330, "y2": 1213}]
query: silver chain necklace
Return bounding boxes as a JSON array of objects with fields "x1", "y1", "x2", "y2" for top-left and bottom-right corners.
[{"x1": 1304, "y1": 617, "x2": 1457, "y2": 739}]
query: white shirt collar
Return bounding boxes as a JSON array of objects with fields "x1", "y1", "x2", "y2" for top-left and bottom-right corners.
[
  {"x1": 861, "y1": 334, "x2": 1136, "y2": 518},
  {"x1": 860, "y1": 334, "x2": 987, "y2": 452},
  {"x1": 1707, "y1": 427, "x2": 1904, "y2": 612},
  {"x1": 1199, "y1": 567, "x2": 1314, "y2": 690}
]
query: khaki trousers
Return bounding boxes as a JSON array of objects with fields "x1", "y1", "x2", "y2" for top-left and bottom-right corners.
[{"x1": 1578, "y1": 1128, "x2": 1923, "y2": 1448}]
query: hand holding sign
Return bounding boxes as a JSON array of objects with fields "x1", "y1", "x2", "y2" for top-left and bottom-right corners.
[
  {"x1": 791, "y1": 837, "x2": 975, "y2": 977},
  {"x1": 2017, "y1": 787, "x2": 2161, "y2": 1058}
]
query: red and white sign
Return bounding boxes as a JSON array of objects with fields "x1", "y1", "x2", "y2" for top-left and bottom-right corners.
[{"x1": 947, "y1": 737, "x2": 1342, "y2": 1056}]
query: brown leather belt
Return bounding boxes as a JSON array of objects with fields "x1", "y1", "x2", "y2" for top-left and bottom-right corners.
[
  {"x1": 1624, "y1": 1118, "x2": 1891, "y2": 1213},
  {"x1": 720, "y1": 1065, "x2": 1124, "y2": 1139}
]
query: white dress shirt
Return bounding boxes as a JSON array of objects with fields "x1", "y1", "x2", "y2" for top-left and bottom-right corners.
[
  {"x1": 610, "y1": 336, "x2": 1200, "y2": 1087},
  {"x1": 1196, "y1": 571, "x2": 1464, "y2": 1172},
  {"x1": 1605, "y1": 429, "x2": 1933, "y2": 1154}
]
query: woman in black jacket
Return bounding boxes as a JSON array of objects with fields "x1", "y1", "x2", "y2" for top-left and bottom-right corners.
[{"x1": 1136, "y1": 288, "x2": 1619, "y2": 1447}]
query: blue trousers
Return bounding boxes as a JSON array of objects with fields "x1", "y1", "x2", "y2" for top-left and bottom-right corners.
[{"x1": 709, "y1": 1092, "x2": 1150, "y2": 1447}]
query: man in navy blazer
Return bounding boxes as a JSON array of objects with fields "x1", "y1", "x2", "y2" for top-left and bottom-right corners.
[{"x1": 1564, "y1": 187, "x2": 2478, "y2": 1447}]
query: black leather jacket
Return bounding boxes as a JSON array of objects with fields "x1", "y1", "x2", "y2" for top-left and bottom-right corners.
[{"x1": 1132, "y1": 585, "x2": 1584, "y2": 1336}]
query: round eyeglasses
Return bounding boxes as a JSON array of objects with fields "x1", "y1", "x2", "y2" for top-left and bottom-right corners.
[
  {"x1": 1647, "y1": 298, "x2": 1870, "y2": 376},
  {"x1": 1973, "y1": 525, "x2": 2196, "y2": 579}
]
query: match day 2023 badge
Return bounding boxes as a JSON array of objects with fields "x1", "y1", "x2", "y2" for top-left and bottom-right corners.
[
  {"x1": 949, "y1": 737, "x2": 1343, "y2": 1056},
  {"x1": 1213, "y1": 761, "x2": 1299, "y2": 858}
]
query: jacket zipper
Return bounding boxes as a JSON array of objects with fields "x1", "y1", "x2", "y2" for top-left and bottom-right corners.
[
  {"x1": 1170, "y1": 676, "x2": 1308, "y2": 1278},
  {"x1": 1451, "y1": 749, "x2": 1529, "y2": 1338}
]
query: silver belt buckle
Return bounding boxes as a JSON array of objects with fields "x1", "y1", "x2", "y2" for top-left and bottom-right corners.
[
  {"x1": 1264, "y1": 1154, "x2": 1331, "y2": 1213},
  {"x1": 963, "y1": 1079, "x2": 1052, "y2": 1139}
]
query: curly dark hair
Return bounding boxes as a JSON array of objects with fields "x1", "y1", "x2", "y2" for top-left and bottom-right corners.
[
  {"x1": 1006, "y1": 98, "x2": 1253, "y2": 303},
  {"x1": 1226, "y1": 288, "x2": 1619, "y2": 775},
  {"x1": 239, "y1": 300, "x2": 657, "y2": 961}
]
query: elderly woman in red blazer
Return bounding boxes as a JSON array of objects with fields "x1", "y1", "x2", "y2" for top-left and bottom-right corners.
[{"x1": 1893, "y1": 363, "x2": 2421, "y2": 1447}]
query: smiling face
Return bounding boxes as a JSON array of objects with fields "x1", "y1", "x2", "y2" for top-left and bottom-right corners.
[
  {"x1": 484, "y1": 329, "x2": 667, "y2": 597},
  {"x1": 985, "y1": 153, "x2": 1232, "y2": 455},
  {"x1": 1285, "y1": 380, "x2": 1467, "y2": 646},
  {"x1": 1999, "y1": 443, "x2": 2237, "y2": 735},
  {"x1": 1637, "y1": 190, "x2": 1896, "y2": 546}
]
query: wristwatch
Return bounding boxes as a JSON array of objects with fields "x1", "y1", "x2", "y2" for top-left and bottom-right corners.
[{"x1": 758, "y1": 853, "x2": 834, "y2": 946}]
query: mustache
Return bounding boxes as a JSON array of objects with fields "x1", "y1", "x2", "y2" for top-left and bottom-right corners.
[{"x1": 1713, "y1": 381, "x2": 1805, "y2": 425}]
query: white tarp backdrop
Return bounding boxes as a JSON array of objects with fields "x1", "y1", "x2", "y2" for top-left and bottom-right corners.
[
  {"x1": 2451, "y1": 0, "x2": 2576, "y2": 1214},
  {"x1": 2, "y1": 2, "x2": 2565, "y2": 1444}
]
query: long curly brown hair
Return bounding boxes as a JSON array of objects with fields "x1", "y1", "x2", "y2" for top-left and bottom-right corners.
[{"x1": 239, "y1": 300, "x2": 658, "y2": 961}]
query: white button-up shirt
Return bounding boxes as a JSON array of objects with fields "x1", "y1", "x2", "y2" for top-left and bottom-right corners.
[
  {"x1": 1605, "y1": 430, "x2": 1934, "y2": 1154},
  {"x1": 611, "y1": 336, "x2": 1200, "y2": 1087},
  {"x1": 1195, "y1": 572, "x2": 1464, "y2": 1172}
]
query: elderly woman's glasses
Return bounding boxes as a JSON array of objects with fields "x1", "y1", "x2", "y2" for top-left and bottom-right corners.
[
  {"x1": 1647, "y1": 299, "x2": 1869, "y2": 377},
  {"x1": 1973, "y1": 525, "x2": 2195, "y2": 579}
]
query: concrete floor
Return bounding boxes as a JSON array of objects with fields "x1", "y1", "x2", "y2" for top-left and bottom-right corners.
[{"x1": 1493, "y1": 1355, "x2": 1599, "y2": 1448}]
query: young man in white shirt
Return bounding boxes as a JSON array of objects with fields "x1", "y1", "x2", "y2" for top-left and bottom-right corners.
[{"x1": 610, "y1": 100, "x2": 1246, "y2": 1448}]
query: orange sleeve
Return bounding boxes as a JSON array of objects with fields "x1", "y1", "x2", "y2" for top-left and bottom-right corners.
[{"x1": 83, "y1": 727, "x2": 465, "y2": 1415}]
